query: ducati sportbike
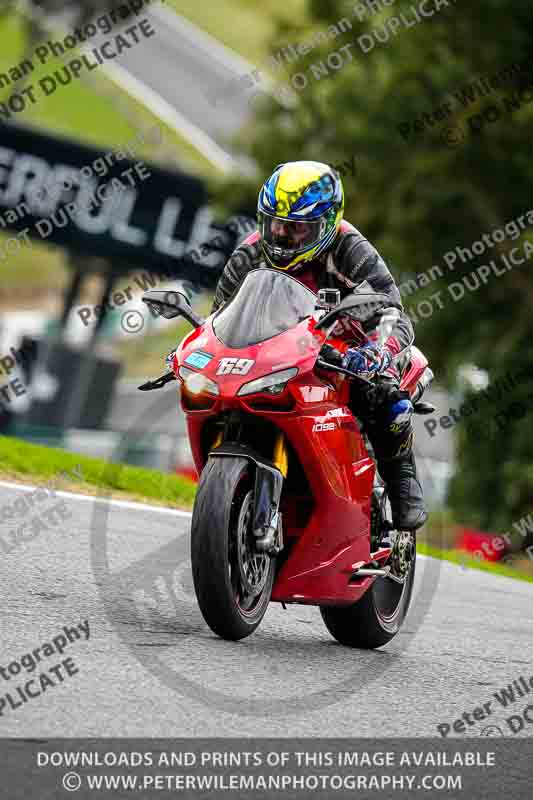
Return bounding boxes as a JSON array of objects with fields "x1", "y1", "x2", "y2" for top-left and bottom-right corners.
[{"x1": 140, "y1": 269, "x2": 434, "y2": 647}]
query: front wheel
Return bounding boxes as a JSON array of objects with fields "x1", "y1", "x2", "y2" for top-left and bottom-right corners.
[
  {"x1": 320, "y1": 533, "x2": 416, "y2": 649},
  {"x1": 191, "y1": 456, "x2": 275, "y2": 640}
]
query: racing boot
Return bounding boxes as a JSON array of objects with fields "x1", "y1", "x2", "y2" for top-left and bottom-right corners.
[
  {"x1": 370, "y1": 399, "x2": 428, "y2": 531},
  {"x1": 355, "y1": 381, "x2": 428, "y2": 531},
  {"x1": 377, "y1": 447, "x2": 428, "y2": 531}
]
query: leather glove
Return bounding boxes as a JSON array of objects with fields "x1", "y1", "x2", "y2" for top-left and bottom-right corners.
[{"x1": 343, "y1": 342, "x2": 392, "y2": 376}]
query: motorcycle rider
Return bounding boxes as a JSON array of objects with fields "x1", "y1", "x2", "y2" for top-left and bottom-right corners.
[{"x1": 211, "y1": 161, "x2": 428, "y2": 531}]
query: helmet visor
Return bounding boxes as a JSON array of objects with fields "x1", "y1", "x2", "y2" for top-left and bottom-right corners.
[{"x1": 258, "y1": 212, "x2": 326, "y2": 257}]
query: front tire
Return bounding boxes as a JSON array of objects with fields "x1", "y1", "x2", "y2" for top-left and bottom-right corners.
[
  {"x1": 320, "y1": 540, "x2": 416, "y2": 649},
  {"x1": 191, "y1": 456, "x2": 275, "y2": 640}
]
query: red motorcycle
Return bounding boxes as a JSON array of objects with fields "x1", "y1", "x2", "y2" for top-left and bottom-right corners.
[{"x1": 141, "y1": 269, "x2": 434, "y2": 648}]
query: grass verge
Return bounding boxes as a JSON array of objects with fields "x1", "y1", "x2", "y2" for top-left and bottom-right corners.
[
  {"x1": 418, "y1": 542, "x2": 533, "y2": 584},
  {"x1": 0, "y1": 12, "x2": 213, "y2": 170},
  {"x1": 170, "y1": 0, "x2": 306, "y2": 63},
  {"x1": 0, "y1": 435, "x2": 196, "y2": 510},
  {"x1": 1, "y1": 435, "x2": 531, "y2": 583}
]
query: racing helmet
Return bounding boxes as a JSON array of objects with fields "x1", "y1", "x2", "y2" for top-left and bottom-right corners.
[{"x1": 257, "y1": 161, "x2": 344, "y2": 271}]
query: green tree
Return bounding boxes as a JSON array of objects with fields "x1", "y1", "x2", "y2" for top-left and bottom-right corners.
[{"x1": 220, "y1": 0, "x2": 533, "y2": 535}]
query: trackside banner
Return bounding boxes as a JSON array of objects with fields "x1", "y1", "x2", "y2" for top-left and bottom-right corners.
[
  {"x1": 0, "y1": 121, "x2": 224, "y2": 286},
  {"x1": 0, "y1": 738, "x2": 530, "y2": 799}
]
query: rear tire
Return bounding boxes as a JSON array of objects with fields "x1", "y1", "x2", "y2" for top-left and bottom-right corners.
[
  {"x1": 191, "y1": 456, "x2": 275, "y2": 640},
  {"x1": 320, "y1": 545, "x2": 416, "y2": 649}
]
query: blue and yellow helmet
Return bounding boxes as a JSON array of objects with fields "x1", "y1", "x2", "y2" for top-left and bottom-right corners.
[{"x1": 257, "y1": 161, "x2": 344, "y2": 271}]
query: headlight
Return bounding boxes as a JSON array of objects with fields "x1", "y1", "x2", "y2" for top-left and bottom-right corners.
[
  {"x1": 237, "y1": 368, "x2": 298, "y2": 397},
  {"x1": 178, "y1": 366, "x2": 219, "y2": 396}
]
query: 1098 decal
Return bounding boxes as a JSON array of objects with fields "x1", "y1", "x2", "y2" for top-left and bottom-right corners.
[
  {"x1": 312, "y1": 422, "x2": 335, "y2": 432},
  {"x1": 216, "y1": 357, "x2": 255, "y2": 376}
]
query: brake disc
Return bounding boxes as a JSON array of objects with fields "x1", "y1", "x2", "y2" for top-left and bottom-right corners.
[
  {"x1": 236, "y1": 493, "x2": 270, "y2": 596},
  {"x1": 390, "y1": 530, "x2": 416, "y2": 579}
]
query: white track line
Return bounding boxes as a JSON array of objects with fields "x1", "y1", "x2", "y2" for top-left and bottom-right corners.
[
  {"x1": 0, "y1": 479, "x2": 431, "y2": 559},
  {"x1": 0, "y1": 480, "x2": 192, "y2": 518},
  {"x1": 150, "y1": 4, "x2": 282, "y2": 102},
  {"x1": 92, "y1": 59, "x2": 236, "y2": 174},
  {"x1": 20, "y1": 1, "x2": 238, "y2": 173},
  {"x1": 150, "y1": 4, "x2": 256, "y2": 77}
]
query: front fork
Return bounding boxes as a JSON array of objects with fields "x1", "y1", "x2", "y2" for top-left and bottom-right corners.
[
  {"x1": 210, "y1": 429, "x2": 288, "y2": 554},
  {"x1": 273, "y1": 431, "x2": 288, "y2": 478}
]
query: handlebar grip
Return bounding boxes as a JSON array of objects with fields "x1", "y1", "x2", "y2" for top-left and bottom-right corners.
[
  {"x1": 316, "y1": 358, "x2": 373, "y2": 386},
  {"x1": 319, "y1": 343, "x2": 344, "y2": 366}
]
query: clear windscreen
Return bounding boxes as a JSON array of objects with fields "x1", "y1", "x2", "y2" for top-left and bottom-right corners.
[{"x1": 212, "y1": 269, "x2": 316, "y2": 348}]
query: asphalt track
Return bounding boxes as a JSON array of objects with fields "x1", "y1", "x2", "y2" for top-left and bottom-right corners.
[
  {"x1": 1, "y1": 482, "x2": 532, "y2": 738},
  {"x1": 2, "y1": 4, "x2": 530, "y2": 745}
]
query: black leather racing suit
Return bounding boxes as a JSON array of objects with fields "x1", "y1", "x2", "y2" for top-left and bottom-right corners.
[
  {"x1": 213, "y1": 221, "x2": 412, "y2": 355},
  {"x1": 211, "y1": 219, "x2": 428, "y2": 530},
  {"x1": 212, "y1": 219, "x2": 415, "y2": 448}
]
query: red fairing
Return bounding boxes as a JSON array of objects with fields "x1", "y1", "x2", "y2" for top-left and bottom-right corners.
[{"x1": 173, "y1": 295, "x2": 427, "y2": 607}]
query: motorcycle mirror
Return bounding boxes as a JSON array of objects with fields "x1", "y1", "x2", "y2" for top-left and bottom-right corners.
[
  {"x1": 376, "y1": 307, "x2": 401, "y2": 348},
  {"x1": 142, "y1": 290, "x2": 205, "y2": 328},
  {"x1": 315, "y1": 291, "x2": 390, "y2": 329}
]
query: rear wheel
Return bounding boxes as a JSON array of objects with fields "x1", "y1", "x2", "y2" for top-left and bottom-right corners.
[
  {"x1": 320, "y1": 529, "x2": 416, "y2": 649},
  {"x1": 191, "y1": 456, "x2": 275, "y2": 640}
]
